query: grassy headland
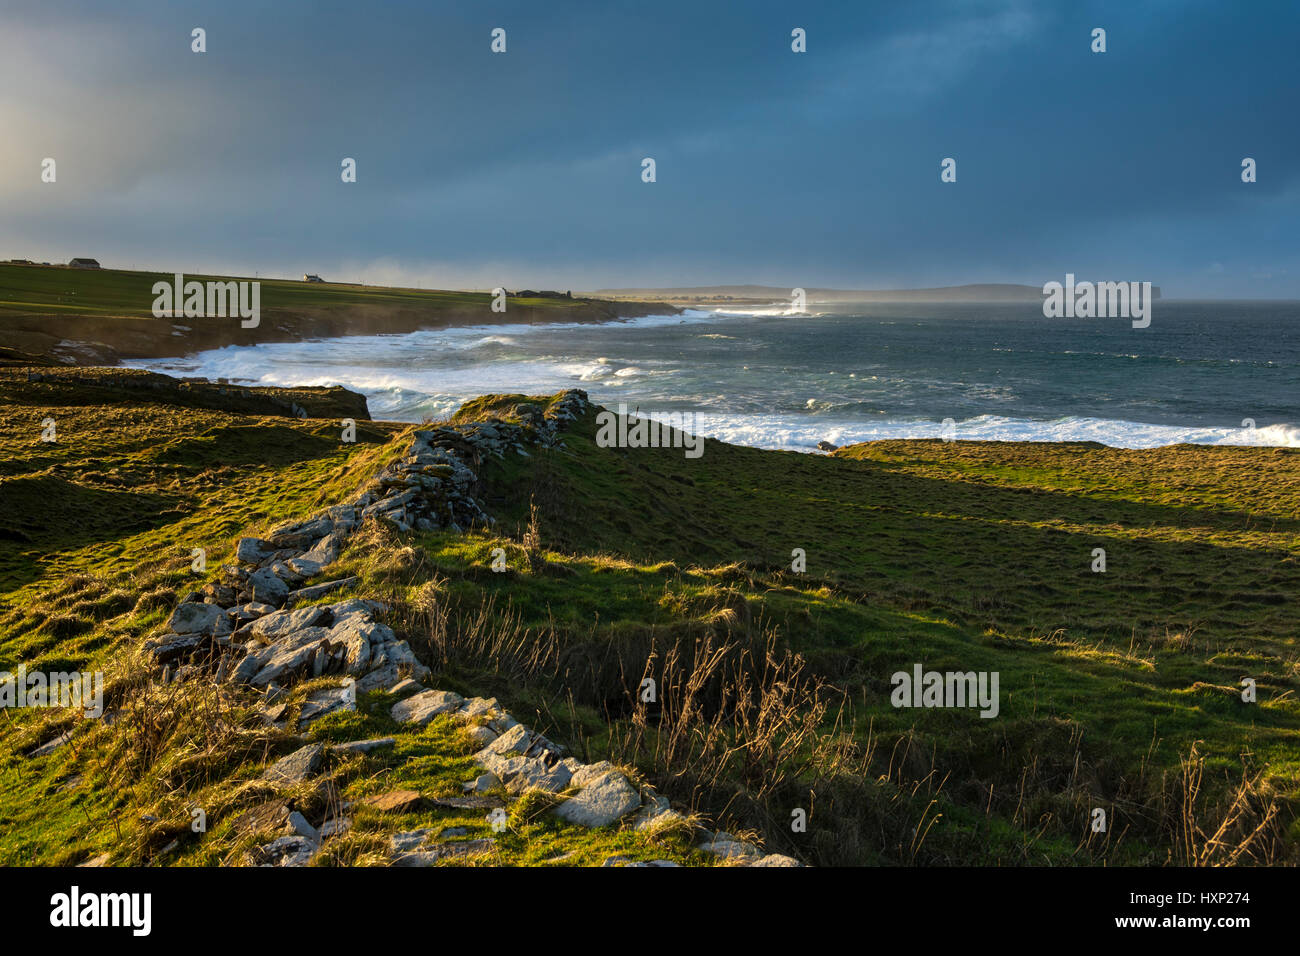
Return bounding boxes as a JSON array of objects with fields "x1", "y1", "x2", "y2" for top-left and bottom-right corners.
[
  {"x1": 0, "y1": 262, "x2": 678, "y2": 366},
  {"x1": 0, "y1": 369, "x2": 1295, "y2": 866}
]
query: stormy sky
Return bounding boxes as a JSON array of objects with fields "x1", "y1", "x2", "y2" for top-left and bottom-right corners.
[{"x1": 2, "y1": 0, "x2": 1297, "y2": 296}]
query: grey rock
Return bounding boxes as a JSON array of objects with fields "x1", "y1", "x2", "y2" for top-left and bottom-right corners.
[
  {"x1": 268, "y1": 515, "x2": 334, "y2": 544},
  {"x1": 285, "y1": 810, "x2": 320, "y2": 843},
  {"x1": 166, "y1": 602, "x2": 232, "y2": 636},
  {"x1": 391, "y1": 839, "x2": 496, "y2": 866},
  {"x1": 143, "y1": 631, "x2": 209, "y2": 664},
  {"x1": 266, "y1": 561, "x2": 306, "y2": 585},
  {"x1": 636, "y1": 808, "x2": 686, "y2": 832},
  {"x1": 251, "y1": 834, "x2": 316, "y2": 867},
  {"x1": 299, "y1": 531, "x2": 346, "y2": 567},
  {"x1": 480, "y1": 722, "x2": 561, "y2": 759},
  {"x1": 389, "y1": 829, "x2": 433, "y2": 853},
  {"x1": 251, "y1": 605, "x2": 332, "y2": 642},
  {"x1": 463, "y1": 724, "x2": 498, "y2": 748},
  {"x1": 486, "y1": 713, "x2": 519, "y2": 735},
  {"x1": 368, "y1": 638, "x2": 418, "y2": 671},
  {"x1": 353, "y1": 663, "x2": 413, "y2": 694},
  {"x1": 236, "y1": 537, "x2": 277, "y2": 565},
  {"x1": 285, "y1": 555, "x2": 325, "y2": 579},
  {"x1": 570, "y1": 760, "x2": 618, "y2": 789},
  {"x1": 229, "y1": 601, "x2": 276, "y2": 623},
  {"x1": 29, "y1": 730, "x2": 74, "y2": 758},
  {"x1": 697, "y1": 837, "x2": 762, "y2": 860},
  {"x1": 286, "y1": 577, "x2": 358, "y2": 606},
  {"x1": 459, "y1": 696, "x2": 501, "y2": 718},
  {"x1": 298, "y1": 682, "x2": 357, "y2": 726},
  {"x1": 330, "y1": 736, "x2": 395, "y2": 755},
  {"x1": 262, "y1": 743, "x2": 324, "y2": 785},
  {"x1": 463, "y1": 772, "x2": 500, "y2": 793},
  {"x1": 234, "y1": 626, "x2": 334, "y2": 686},
  {"x1": 478, "y1": 752, "x2": 572, "y2": 794},
  {"x1": 328, "y1": 618, "x2": 384, "y2": 674},
  {"x1": 391, "y1": 689, "x2": 463, "y2": 726},
  {"x1": 327, "y1": 597, "x2": 386, "y2": 620},
  {"x1": 246, "y1": 568, "x2": 289, "y2": 607},
  {"x1": 553, "y1": 771, "x2": 641, "y2": 827}
]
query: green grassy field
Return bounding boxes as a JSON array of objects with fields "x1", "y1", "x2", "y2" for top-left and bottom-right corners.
[
  {"x1": 0, "y1": 262, "x2": 670, "y2": 365},
  {"x1": 0, "y1": 262, "x2": 589, "y2": 318},
  {"x1": 0, "y1": 375, "x2": 1295, "y2": 866}
]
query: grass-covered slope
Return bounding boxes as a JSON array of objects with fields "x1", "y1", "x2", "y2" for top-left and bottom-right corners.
[
  {"x1": 0, "y1": 379, "x2": 1296, "y2": 866},
  {"x1": 0, "y1": 262, "x2": 676, "y2": 365}
]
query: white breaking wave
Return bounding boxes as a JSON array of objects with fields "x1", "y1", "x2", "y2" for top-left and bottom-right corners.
[
  {"x1": 682, "y1": 413, "x2": 1300, "y2": 451},
  {"x1": 121, "y1": 318, "x2": 1300, "y2": 452}
]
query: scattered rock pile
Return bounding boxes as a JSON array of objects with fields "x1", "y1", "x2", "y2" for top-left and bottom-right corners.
[
  {"x1": 246, "y1": 688, "x2": 800, "y2": 868},
  {"x1": 143, "y1": 391, "x2": 593, "y2": 695},
  {"x1": 139, "y1": 388, "x2": 800, "y2": 867}
]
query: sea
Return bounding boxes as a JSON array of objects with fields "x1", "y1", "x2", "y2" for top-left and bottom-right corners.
[{"x1": 124, "y1": 300, "x2": 1300, "y2": 450}]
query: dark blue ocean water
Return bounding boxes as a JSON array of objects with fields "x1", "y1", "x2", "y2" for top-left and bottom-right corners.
[{"x1": 129, "y1": 300, "x2": 1300, "y2": 450}]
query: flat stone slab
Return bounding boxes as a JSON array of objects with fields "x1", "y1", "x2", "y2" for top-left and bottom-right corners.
[
  {"x1": 362, "y1": 789, "x2": 424, "y2": 814},
  {"x1": 330, "y1": 737, "x2": 395, "y2": 755},
  {"x1": 553, "y1": 771, "x2": 641, "y2": 827},
  {"x1": 459, "y1": 696, "x2": 502, "y2": 718},
  {"x1": 234, "y1": 625, "x2": 334, "y2": 687},
  {"x1": 298, "y1": 683, "x2": 357, "y2": 726},
  {"x1": 262, "y1": 744, "x2": 324, "y2": 786},
  {"x1": 246, "y1": 568, "x2": 289, "y2": 607},
  {"x1": 233, "y1": 800, "x2": 291, "y2": 836},
  {"x1": 479, "y1": 751, "x2": 573, "y2": 794},
  {"x1": 230, "y1": 602, "x2": 276, "y2": 623},
  {"x1": 287, "y1": 577, "x2": 359, "y2": 607},
  {"x1": 697, "y1": 837, "x2": 763, "y2": 860},
  {"x1": 166, "y1": 602, "x2": 232, "y2": 635},
  {"x1": 252, "y1": 605, "x2": 332, "y2": 642},
  {"x1": 570, "y1": 760, "x2": 618, "y2": 789},
  {"x1": 236, "y1": 537, "x2": 277, "y2": 565},
  {"x1": 391, "y1": 689, "x2": 464, "y2": 725},
  {"x1": 29, "y1": 730, "x2": 74, "y2": 758},
  {"x1": 391, "y1": 839, "x2": 496, "y2": 866}
]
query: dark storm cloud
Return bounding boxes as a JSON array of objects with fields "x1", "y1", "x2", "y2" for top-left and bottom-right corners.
[{"x1": 2, "y1": 0, "x2": 1296, "y2": 295}]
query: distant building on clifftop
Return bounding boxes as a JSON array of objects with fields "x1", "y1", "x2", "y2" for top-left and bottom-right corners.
[{"x1": 68, "y1": 258, "x2": 100, "y2": 269}]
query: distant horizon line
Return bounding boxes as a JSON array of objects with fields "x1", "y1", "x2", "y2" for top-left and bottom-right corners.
[{"x1": 4, "y1": 260, "x2": 1299, "y2": 302}]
